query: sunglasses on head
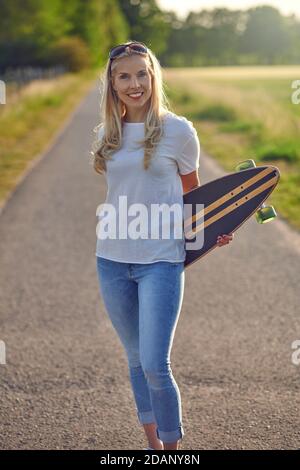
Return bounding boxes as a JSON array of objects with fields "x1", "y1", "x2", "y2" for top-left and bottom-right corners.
[{"x1": 109, "y1": 42, "x2": 148, "y2": 60}]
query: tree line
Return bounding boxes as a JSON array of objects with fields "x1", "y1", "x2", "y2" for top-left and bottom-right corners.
[{"x1": 0, "y1": 0, "x2": 299, "y2": 73}]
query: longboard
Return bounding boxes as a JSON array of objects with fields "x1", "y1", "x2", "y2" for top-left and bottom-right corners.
[{"x1": 183, "y1": 161, "x2": 280, "y2": 268}]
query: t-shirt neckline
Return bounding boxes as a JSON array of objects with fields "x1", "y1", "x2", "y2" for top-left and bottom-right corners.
[{"x1": 123, "y1": 121, "x2": 144, "y2": 125}]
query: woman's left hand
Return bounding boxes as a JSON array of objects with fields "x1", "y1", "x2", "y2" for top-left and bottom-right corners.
[{"x1": 216, "y1": 232, "x2": 234, "y2": 247}]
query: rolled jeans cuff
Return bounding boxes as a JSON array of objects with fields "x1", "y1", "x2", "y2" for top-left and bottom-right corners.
[
  {"x1": 156, "y1": 424, "x2": 184, "y2": 443},
  {"x1": 137, "y1": 409, "x2": 156, "y2": 424}
]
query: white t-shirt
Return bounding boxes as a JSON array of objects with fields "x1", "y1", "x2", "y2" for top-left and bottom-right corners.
[{"x1": 95, "y1": 111, "x2": 200, "y2": 263}]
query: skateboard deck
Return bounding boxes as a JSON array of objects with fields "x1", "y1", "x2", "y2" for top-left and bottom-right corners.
[{"x1": 183, "y1": 164, "x2": 280, "y2": 268}]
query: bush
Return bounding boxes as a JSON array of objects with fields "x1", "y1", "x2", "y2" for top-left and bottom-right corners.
[
  {"x1": 192, "y1": 104, "x2": 237, "y2": 122},
  {"x1": 257, "y1": 142, "x2": 299, "y2": 164},
  {"x1": 49, "y1": 37, "x2": 92, "y2": 72}
]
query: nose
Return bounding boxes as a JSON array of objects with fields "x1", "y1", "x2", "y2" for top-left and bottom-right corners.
[{"x1": 129, "y1": 76, "x2": 141, "y2": 89}]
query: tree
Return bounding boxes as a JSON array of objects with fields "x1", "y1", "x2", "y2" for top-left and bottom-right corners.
[
  {"x1": 239, "y1": 6, "x2": 291, "y2": 64},
  {"x1": 117, "y1": 0, "x2": 171, "y2": 55}
]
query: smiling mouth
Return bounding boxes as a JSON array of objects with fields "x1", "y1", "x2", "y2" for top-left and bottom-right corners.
[{"x1": 127, "y1": 92, "x2": 144, "y2": 98}]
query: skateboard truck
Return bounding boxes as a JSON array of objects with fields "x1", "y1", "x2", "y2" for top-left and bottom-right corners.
[{"x1": 235, "y1": 159, "x2": 277, "y2": 224}]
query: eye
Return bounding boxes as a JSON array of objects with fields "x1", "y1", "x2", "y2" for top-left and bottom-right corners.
[{"x1": 120, "y1": 71, "x2": 147, "y2": 79}]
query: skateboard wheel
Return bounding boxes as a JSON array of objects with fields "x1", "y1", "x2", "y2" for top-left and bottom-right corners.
[
  {"x1": 255, "y1": 205, "x2": 277, "y2": 224},
  {"x1": 235, "y1": 159, "x2": 256, "y2": 171}
]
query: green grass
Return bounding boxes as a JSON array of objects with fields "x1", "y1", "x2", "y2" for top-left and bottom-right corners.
[{"x1": 191, "y1": 104, "x2": 237, "y2": 122}]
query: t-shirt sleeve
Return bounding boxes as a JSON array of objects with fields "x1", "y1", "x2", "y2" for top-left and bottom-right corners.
[
  {"x1": 176, "y1": 129, "x2": 200, "y2": 175},
  {"x1": 97, "y1": 125, "x2": 105, "y2": 141}
]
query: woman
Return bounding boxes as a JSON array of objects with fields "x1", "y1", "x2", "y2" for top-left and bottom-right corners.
[{"x1": 91, "y1": 41, "x2": 233, "y2": 451}]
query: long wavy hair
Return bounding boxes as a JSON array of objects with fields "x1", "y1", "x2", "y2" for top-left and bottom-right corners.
[{"x1": 90, "y1": 41, "x2": 172, "y2": 175}]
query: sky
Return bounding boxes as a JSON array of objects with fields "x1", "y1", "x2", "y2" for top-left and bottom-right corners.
[{"x1": 156, "y1": 0, "x2": 300, "y2": 20}]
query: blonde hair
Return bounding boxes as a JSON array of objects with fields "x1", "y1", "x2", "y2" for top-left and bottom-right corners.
[{"x1": 90, "y1": 41, "x2": 172, "y2": 175}]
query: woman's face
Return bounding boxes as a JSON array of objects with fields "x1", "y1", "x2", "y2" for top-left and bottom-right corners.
[{"x1": 111, "y1": 55, "x2": 152, "y2": 116}]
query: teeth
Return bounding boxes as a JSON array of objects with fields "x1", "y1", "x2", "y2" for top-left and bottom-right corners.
[{"x1": 128, "y1": 92, "x2": 143, "y2": 97}]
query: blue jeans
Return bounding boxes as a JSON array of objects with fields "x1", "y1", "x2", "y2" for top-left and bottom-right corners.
[{"x1": 96, "y1": 256, "x2": 185, "y2": 444}]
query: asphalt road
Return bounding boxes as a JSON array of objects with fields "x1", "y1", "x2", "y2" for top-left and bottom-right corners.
[{"x1": 0, "y1": 81, "x2": 300, "y2": 450}]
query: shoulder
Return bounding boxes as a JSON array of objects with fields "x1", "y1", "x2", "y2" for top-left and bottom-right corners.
[{"x1": 163, "y1": 111, "x2": 197, "y2": 139}]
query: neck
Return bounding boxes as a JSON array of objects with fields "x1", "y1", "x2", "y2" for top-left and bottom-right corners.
[{"x1": 124, "y1": 103, "x2": 149, "y2": 123}]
